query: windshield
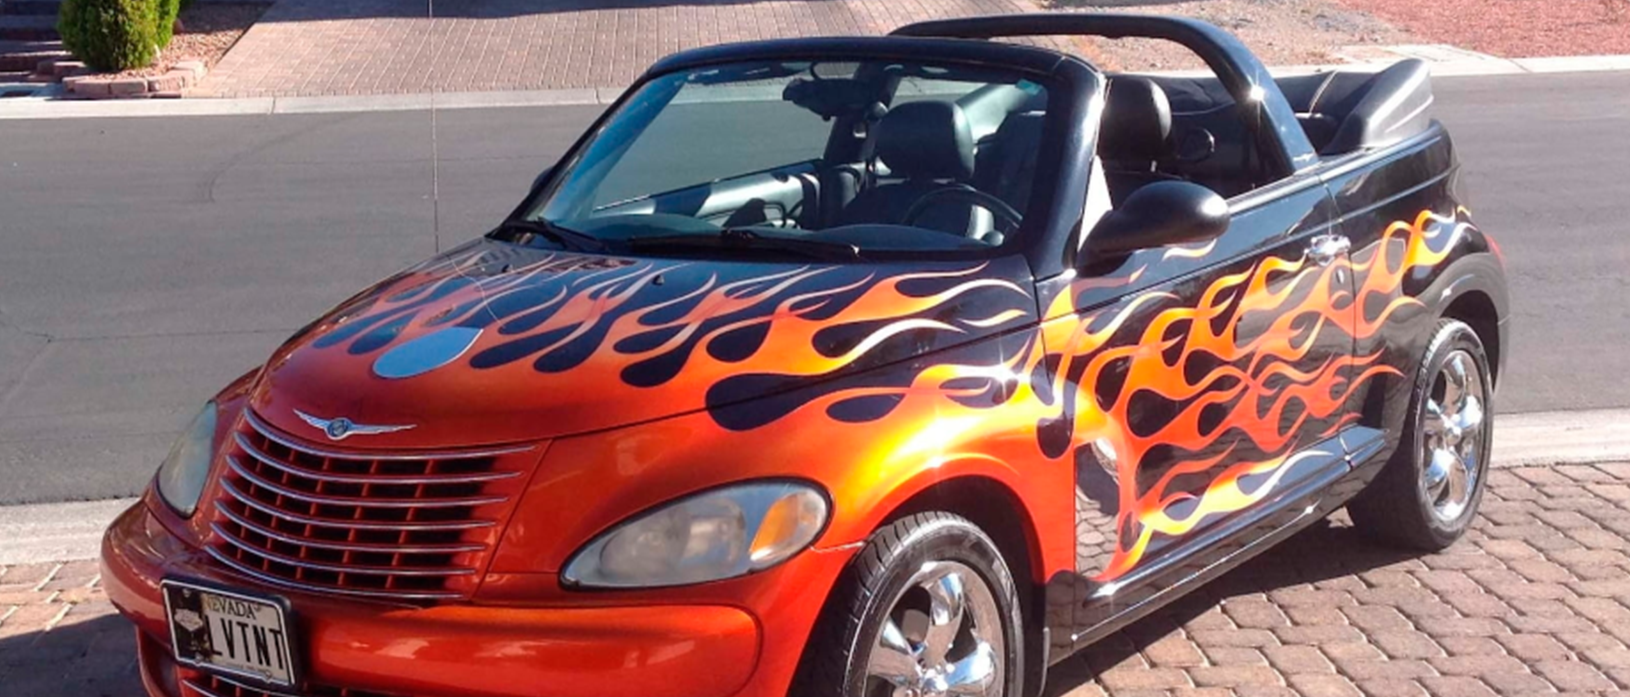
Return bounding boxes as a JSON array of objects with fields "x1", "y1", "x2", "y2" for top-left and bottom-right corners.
[{"x1": 519, "y1": 59, "x2": 1054, "y2": 256}]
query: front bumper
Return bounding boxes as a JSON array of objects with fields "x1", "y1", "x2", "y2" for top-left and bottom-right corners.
[{"x1": 103, "y1": 501, "x2": 789, "y2": 697}]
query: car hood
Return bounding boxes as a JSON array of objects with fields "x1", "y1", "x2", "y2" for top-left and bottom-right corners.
[{"x1": 249, "y1": 239, "x2": 1038, "y2": 449}]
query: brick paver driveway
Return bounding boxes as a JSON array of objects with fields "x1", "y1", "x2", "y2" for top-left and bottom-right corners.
[
  {"x1": 4, "y1": 464, "x2": 1630, "y2": 697},
  {"x1": 200, "y1": 0, "x2": 1054, "y2": 98}
]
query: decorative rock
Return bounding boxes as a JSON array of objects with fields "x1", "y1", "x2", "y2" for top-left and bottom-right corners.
[
  {"x1": 172, "y1": 60, "x2": 206, "y2": 79},
  {"x1": 49, "y1": 60, "x2": 87, "y2": 78},
  {"x1": 147, "y1": 74, "x2": 186, "y2": 93},
  {"x1": 67, "y1": 78, "x2": 111, "y2": 98},
  {"x1": 106, "y1": 78, "x2": 149, "y2": 96}
]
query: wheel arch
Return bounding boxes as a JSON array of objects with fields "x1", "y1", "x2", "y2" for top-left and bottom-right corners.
[
  {"x1": 1356, "y1": 253, "x2": 1508, "y2": 475},
  {"x1": 877, "y1": 475, "x2": 1045, "y2": 592},
  {"x1": 1426, "y1": 250, "x2": 1509, "y2": 387},
  {"x1": 1441, "y1": 288, "x2": 1502, "y2": 387}
]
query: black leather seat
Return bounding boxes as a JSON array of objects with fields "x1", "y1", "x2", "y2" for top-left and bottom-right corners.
[
  {"x1": 838, "y1": 101, "x2": 989, "y2": 238},
  {"x1": 1099, "y1": 76, "x2": 1180, "y2": 206},
  {"x1": 976, "y1": 111, "x2": 1046, "y2": 212}
]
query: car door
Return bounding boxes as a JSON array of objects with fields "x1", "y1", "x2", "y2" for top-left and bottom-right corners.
[{"x1": 1040, "y1": 168, "x2": 1358, "y2": 634}]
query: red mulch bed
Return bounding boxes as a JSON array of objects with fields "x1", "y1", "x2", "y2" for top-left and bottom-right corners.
[
  {"x1": 1048, "y1": 0, "x2": 1413, "y2": 72},
  {"x1": 1336, "y1": 0, "x2": 1630, "y2": 57}
]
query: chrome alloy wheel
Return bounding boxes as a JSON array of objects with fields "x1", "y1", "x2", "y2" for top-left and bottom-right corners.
[
  {"x1": 864, "y1": 561, "x2": 1005, "y2": 697},
  {"x1": 1419, "y1": 349, "x2": 1487, "y2": 525}
]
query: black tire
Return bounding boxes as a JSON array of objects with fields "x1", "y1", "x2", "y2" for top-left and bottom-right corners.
[
  {"x1": 1349, "y1": 318, "x2": 1494, "y2": 550},
  {"x1": 793, "y1": 512, "x2": 1025, "y2": 697}
]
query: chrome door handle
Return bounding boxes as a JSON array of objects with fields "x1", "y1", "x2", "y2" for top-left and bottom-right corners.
[{"x1": 1307, "y1": 233, "x2": 1351, "y2": 266}]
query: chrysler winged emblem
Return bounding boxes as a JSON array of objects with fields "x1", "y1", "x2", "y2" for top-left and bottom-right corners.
[{"x1": 294, "y1": 410, "x2": 415, "y2": 441}]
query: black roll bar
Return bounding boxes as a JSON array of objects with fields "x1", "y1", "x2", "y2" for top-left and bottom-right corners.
[{"x1": 893, "y1": 14, "x2": 1320, "y2": 173}]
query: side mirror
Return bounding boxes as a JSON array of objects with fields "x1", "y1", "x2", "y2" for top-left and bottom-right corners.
[
  {"x1": 531, "y1": 166, "x2": 556, "y2": 192},
  {"x1": 1083, "y1": 181, "x2": 1230, "y2": 258}
]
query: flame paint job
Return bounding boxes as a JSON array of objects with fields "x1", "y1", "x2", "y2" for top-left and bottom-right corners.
[{"x1": 250, "y1": 247, "x2": 1038, "y2": 449}]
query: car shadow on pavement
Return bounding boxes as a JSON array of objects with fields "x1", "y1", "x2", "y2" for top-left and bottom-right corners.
[
  {"x1": 1041, "y1": 513, "x2": 1423, "y2": 696},
  {"x1": 0, "y1": 613, "x2": 141, "y2": 697}
]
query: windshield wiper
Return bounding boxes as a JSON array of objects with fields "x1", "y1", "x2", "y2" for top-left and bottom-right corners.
[
  {"x1": 490, "y1": 219, "x2": 606, "y2": 253},
  {"x1": 626, "y1": 228, "x2": 861, "y2": 261}
]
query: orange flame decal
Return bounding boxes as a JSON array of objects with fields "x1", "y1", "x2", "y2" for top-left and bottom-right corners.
[
  {"x1": 1067, "y1": 209, "x2": 1468, "y2": 578},
  {"x1": 790, "y1": 208, "x2": 1470, "y2": 581}
]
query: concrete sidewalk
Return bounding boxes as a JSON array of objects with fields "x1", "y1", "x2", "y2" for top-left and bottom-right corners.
[
  {"x1": 6, "y1": 462, "x2": 1630, "y2": 696},
  {"x1": 196, "y1": 0, "x2": 1056, "y2": 98}
]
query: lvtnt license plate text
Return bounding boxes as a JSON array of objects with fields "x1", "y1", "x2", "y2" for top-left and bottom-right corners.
[{"x1": 163, "y1": 581, "x2": 297, "y2": 687}]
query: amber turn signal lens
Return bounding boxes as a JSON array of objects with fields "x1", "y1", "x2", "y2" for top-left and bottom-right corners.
[{"x1": 749, "y1": 489, "x2": 827, "y2": 567}]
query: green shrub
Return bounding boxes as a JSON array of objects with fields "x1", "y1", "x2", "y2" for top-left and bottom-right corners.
[
  {"x1": 156, "y1": 0, "x2": 180, "y2": 49},
  {"x1": 57, "y1": 0, "x2": 164, "y2": 71}
]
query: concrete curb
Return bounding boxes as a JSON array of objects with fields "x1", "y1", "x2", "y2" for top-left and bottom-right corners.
[
  {"x1": 0, "y1": 87, "x2": 615, "y2": 120},
  {"x1": 0, "y1": 497, "x2": 136, "y2": 566},
  {"x1": 4, "y1": 53, "x2": 1630, "y2": 120},
  {"x1": 1492, "y1": 407, "x2": 1630, "y2": 468},
  {"x1": 3, "y1": 408, "x2": 1626, "y2": 563}
]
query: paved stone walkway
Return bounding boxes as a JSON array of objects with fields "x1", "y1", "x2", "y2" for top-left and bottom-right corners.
[
  {"x1": 5, "y1": 463, "x2": 1630, "y2": 696},
  {"x1": 0, "y1": 560, "x2": 133, "y2": 697},
  {"x1": 199, "y1": 0, "x2": 1049, "y2": 98}
]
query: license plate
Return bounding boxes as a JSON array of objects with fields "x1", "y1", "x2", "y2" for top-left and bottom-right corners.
[{"x1": 162, "y1": 579, "x2": 299, "y2": 688}]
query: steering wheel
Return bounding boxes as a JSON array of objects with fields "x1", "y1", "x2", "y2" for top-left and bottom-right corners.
[{"x1": 900, "y1": 185, "x2": 1025, "y2": 236}]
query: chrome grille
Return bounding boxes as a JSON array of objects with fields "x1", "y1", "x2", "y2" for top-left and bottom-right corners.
[{"x1": 209, "y1": 411, "x2": 534, "y2": 601}]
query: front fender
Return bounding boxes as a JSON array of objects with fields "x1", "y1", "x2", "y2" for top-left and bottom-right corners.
[
  {"x1": 489, "y1": 329, "x2": 1077, "y2": 582},
  {"x1": 816, "y1": 456, "x2": 1067, "y2": 582}
]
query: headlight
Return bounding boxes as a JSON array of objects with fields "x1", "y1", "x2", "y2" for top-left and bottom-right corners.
[
  {"x1": 563, "y1": 481, "x2": 829, "y2": 589},
  {"x1": 155, "y1": 402, "x2": 219, "y2": 517}
]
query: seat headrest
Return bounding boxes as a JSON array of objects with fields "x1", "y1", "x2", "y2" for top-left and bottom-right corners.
[
  {"x1": 876, "y1": 101, "x2": 976, "y2": 181},
  {"x1": 1100, "y1": 76, "x2": 1173, "y2": 162}
]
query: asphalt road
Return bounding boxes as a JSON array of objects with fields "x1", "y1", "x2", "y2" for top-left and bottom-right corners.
[{"x1": 1, "y1": 70, "x2": 1625, "y2": 505}]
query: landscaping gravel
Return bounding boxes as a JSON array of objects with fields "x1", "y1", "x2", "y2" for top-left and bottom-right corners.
[
  {"x1": 1048, "y1": 0, "x2": 1413, "y2": 70},
  {"x1": 1338, "y1": 0, "x2": 1630, "y2": 57},
  {"x1": 92, "y1": 2, "x2": 267, "y2": 80}
]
